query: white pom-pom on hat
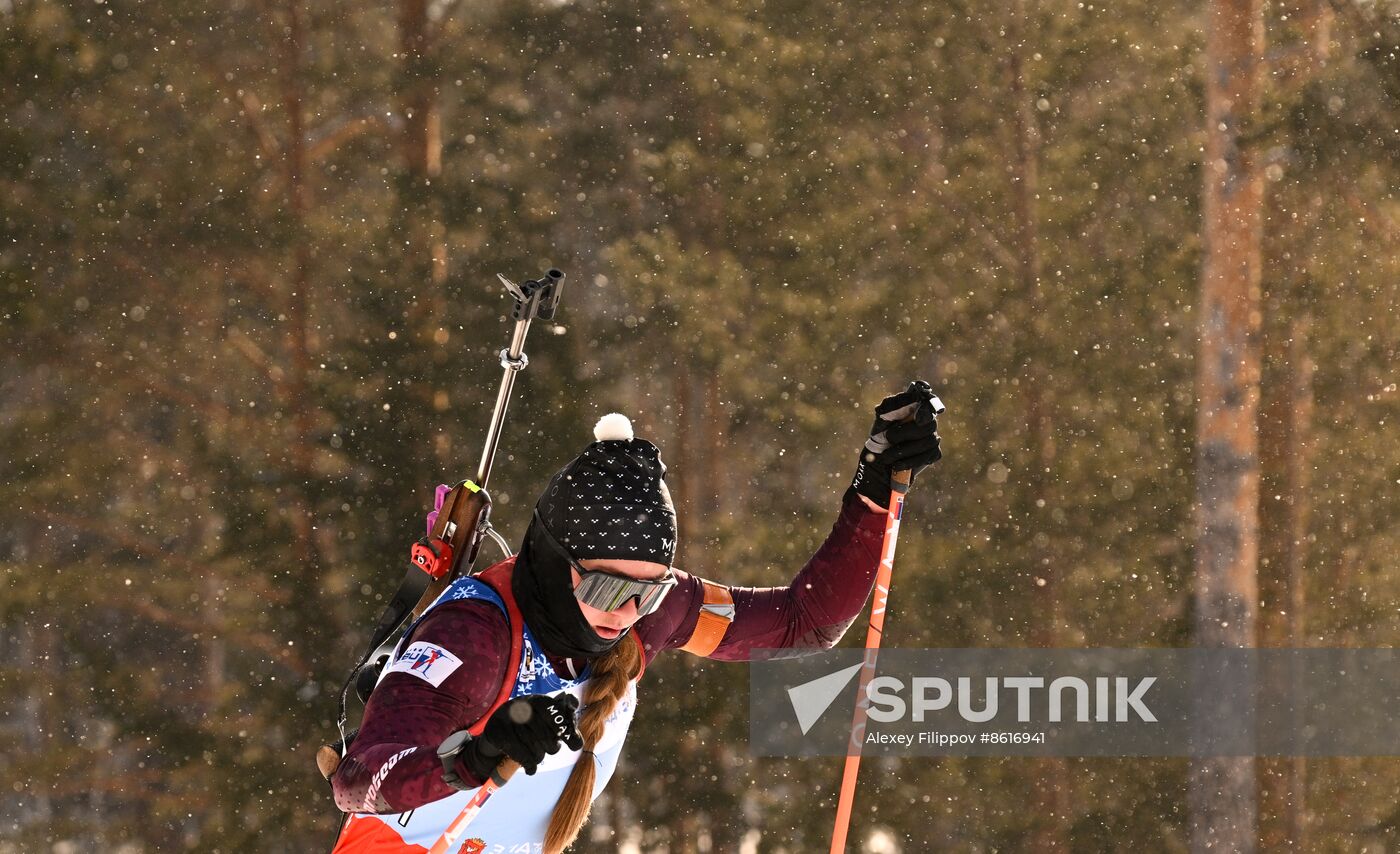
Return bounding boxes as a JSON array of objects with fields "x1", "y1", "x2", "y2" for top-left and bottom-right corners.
[{"x1": 593, "y1": 413, "x2": 635, "y2": 442}]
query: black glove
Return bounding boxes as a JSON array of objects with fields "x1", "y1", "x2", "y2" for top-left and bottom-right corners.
[
  {"x1": 849, "y1": 380, "x2": 943, "y2": 510},
  {"x1": 463, "y1": 693, "x2": 583, "y2": 779}
]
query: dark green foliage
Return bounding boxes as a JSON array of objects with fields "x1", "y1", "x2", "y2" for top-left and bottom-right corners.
[{"x1": 1, "y1": 0, "x2": 1395, "y2": 850}]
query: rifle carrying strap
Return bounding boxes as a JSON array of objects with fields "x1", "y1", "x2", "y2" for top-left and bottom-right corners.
[
  {"x1": 680, "y1": 579, "x2": 735, "y2": 657},
  {"x1": 467, "y1": 562, "x2": 528, "y2": 734},
  {"x1": 370, "y1": 567, "x2": 434, "y2": 661}
]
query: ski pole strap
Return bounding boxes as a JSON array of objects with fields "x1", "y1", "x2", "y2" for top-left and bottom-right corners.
[{"x1": 680, "y1": 580, "x2": 735, "y2": 657}]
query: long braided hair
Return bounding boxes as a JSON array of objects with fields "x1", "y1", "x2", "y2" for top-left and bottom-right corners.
[{"x1": 542, "y1": 635, "x2": 643, "y2": 854}]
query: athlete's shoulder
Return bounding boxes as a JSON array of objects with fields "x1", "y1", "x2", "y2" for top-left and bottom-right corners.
[
  {"x1": 418, "y1": 594, "x2": 509, "y2": 633},
  {"x1": 631, "y1": 567, "x2": 705, "y2": 658},
  {"x1": 405, "y1": 595, "x2": 511, "y2": 664}
]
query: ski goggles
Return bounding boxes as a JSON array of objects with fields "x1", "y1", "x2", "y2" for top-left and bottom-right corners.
[{"x1": 532, "y1": 509, "x2": 678, "y2": 617}]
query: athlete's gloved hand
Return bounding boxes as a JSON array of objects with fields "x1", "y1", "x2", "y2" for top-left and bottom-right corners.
[
  {"x1": 849, "y1": 381, "x2": 943, "y2": 510},
  {"x1": 464, "y1": 693, "x2": 584, "y2": 778}
]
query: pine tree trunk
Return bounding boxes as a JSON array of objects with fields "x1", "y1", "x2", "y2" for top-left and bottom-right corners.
[
  {"x1": 1257, "y1": 0, "x2": 1327, "y2": 844},
  {"x1": 279, "y1": 0, "x2": 321, "y2": 574},
  {"x1": 397, "y1": 0, "x2": 449, "y2": 348},
  {"x1": 674, "y1": 364, "x2": 699, "y2": 572},
  {"x1": 1006, "y1": 2, "x2": 1069, "y2": 847},
  {"x1": 1191, "y1": 0, "x2": 1265, "y2": 846}
]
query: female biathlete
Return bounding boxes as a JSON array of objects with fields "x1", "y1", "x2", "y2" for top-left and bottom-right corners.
[{"x1": 330, "y1": 382, "x2": 942, "y2": 853}]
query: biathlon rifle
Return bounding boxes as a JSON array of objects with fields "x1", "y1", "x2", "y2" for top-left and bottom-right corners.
[{"x1": 316, "y1": 268, "x2": 566, "y2": 781}]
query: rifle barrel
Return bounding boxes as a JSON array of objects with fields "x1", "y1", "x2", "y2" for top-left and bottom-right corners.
[{"x1": 476, "y1": 316, "x2": 532, "y2": 488}]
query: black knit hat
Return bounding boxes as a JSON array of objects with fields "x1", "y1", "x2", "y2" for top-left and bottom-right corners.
[
  {"x1": 537, "y1": 413, "x2": 677, "y2": 565},
  {"x1": 513, "y1": 414, "x2": 678, "y2": 658}
]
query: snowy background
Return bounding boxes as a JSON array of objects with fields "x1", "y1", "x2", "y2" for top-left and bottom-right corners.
[{"x1": 2, "y1": 0, "x2": 1397, "y2": 850}]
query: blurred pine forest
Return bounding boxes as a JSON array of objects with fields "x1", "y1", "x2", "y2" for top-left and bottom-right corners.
[{"x1": 1, "y1": 0, "x2": 1396, "y2": 850}]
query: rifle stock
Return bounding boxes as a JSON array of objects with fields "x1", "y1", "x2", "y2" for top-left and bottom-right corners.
[{"x1": 413, "y1": 484, "x2": 494, "y2": 620}]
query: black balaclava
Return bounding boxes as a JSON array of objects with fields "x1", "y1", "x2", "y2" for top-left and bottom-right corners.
[{"x1": 513, "y1": 413, "x2": 678, "y2": 659}]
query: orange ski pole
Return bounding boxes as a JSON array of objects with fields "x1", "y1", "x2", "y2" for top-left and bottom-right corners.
[
  {"x1": 829, "y1": 469, "x2": 911, "y2": 854},
  {"x1": 427, "y1": 758, "x2": 522, "y2": 854}
]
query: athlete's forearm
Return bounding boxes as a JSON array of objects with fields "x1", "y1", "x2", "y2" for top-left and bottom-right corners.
[
  {"x1": 333, "y1": 740, "x2": 454, "y2": 813},
  {"x1": 709, "y1": 492, "x2": 887, "y2": 660}
]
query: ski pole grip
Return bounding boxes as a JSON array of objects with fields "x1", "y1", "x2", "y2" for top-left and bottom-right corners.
[
  {"x1": 889, "y1": 381, "x2": 942, "y2": 491},
  {"x1": 905, "y1": 380, "x2": 946, "y2": 416},
  {"x1": 469, "y1": 738, "x2": 522, "y2": 786},
  {"x1": 491, "y1": 757, "x2": 523, "y2": 787}
]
